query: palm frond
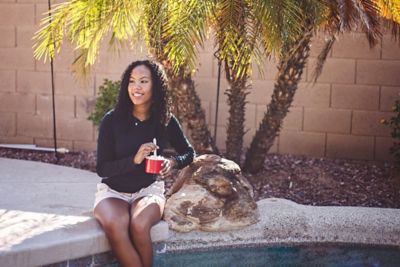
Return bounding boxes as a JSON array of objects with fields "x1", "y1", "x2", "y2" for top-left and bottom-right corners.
[
  {"x1": 376, "y1": 0, "x2": 400, "y2": 42},
  {"x1": 212, "y1": 0, "x2": 255, "y2": 80},
  {"x1": 336, "y1": 0, "x2": 356, "y2": 31},
  {"x1": 33, "y1": 1, "x2": 77, "y2": 62},
  {"x1": 312, "y1": 34, "x2": 336, "y2": 83},
  {"x1": 34, "y1": 0, "x2": 143, "y2": 72},
  {"x1": 67, "y1": 0, "x2": 142, "y2": 66},
  {"x1": 163, "y1": 0, "x2": 212, "y2": 73},
  {"x1": 331, "y1": 0, "x2": 381, "y2": 46},
  {"x1": 142, "y1": 1, "x2": 168, "y2": 59},
  {"x1": 355, "y1": 0, "x2": 381, "y2": 46},
  {"x1": 375, "y1": 0, "x2": 400, "y2": 23},
  {"x1": 251, "y1": 0, "x2": 304, "y2": 54}
]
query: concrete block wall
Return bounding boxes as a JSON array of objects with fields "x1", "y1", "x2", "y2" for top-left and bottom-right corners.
[
  {"x1": 0, "y1": 0, "x2": 146, "y2": 152},
  {"x1": 0, "y1": 1, "x2": 399, "y2": 162},
  {"x1": 197, "y1": 32, "x2": 400, "y2": 161}
]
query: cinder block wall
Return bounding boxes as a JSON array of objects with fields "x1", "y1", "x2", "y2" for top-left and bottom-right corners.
[{"x1": 0, "y1": 1, "x2": 399, "y2": 162}]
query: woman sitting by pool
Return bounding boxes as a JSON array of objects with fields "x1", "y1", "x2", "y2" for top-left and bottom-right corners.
[{"x1": 94, "y1": 60, "x2": 195, "y2": 267}]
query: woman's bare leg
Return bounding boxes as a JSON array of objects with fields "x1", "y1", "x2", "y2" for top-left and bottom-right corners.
[
  {"x1": 94, "y1": 198, "x2": 143, "y2": 267},
  {"x1": 130, "y1": 196, "x2": 165, "y2": 267}
]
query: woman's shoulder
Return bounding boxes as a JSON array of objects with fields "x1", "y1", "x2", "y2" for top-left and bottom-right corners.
[
  {"x1": 104, "y1": 109, "x2": 115, "y2": 119},
  {"x1": 167, "y1": 113, "x2": 181, "y2": 126},
  {"x1": 100, "y1": 109, "x2": 116, "y2": 126}
]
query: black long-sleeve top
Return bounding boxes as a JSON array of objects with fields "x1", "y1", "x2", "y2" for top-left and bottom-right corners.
[{"x1": 96, "y1": 110, "x2": 195, "y2": 193}]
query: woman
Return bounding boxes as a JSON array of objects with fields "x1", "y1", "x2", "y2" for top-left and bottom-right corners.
[{"x1": 94, "y1": 60, "x2": 195, "y2": 267}]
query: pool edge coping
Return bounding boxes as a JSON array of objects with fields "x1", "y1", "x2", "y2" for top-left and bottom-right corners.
[
  {"x1": 1, "y1": 198, "x2": 399, "y2": 266},
  {"x1": 165, "y1": 198, "x2": 400, "y2": 251}
]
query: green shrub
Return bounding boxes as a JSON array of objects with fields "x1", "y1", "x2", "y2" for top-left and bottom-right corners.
[
  {"x1": 382, "y1": 98, "x2": 400, "y2": 164},
  {"x1": 88, "y1": 79, "x2": 120, "y2": 126}
]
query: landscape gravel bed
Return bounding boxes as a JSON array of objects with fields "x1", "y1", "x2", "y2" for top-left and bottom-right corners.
[{"x1": 1, "y1": 148, "x2": 398, "y2": 208}]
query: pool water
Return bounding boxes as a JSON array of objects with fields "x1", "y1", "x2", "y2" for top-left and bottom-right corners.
[{"x1": 153, "y1": 244, "x2": 400, "y2": 267}]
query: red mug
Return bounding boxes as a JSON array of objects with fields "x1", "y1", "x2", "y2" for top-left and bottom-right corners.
[{"x1": 145, "y1": 156, "x2": 165, "y2": 174}]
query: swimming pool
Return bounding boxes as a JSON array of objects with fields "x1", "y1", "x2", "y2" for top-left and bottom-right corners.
[{"x1": 153, "y1": 244, "x2": 400, "y2": 267}]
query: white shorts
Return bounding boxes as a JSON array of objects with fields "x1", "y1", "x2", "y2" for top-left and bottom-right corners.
[{"x1": 93, "y1": 181, "x2": 166, "y2": 210}]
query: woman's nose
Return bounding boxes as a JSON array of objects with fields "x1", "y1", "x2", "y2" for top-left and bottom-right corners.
[{"x1": 130, "y1": 81, "x2": 141, "y2": 89}]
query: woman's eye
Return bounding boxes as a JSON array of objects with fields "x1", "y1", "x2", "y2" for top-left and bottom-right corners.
[{"x1": 129, "y1": 79, "x2": 148, "y2": 85}]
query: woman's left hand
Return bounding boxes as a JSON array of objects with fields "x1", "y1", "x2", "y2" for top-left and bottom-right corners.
[{"x1": 159, "y1": 158, "x2": 177, "y2": 178}]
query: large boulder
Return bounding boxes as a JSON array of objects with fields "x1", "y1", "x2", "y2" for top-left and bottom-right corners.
[{"x1": 164, "y1": 154, "x2": 259, "y2": 232}]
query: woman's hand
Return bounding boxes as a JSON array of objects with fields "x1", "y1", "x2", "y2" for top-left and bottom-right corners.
[
  {"x1": 159, "y1": 158, "x2": 177, "y2": 178},
  {"x1": 133, "y1": 142, "x2": 159, "y2": 165}
]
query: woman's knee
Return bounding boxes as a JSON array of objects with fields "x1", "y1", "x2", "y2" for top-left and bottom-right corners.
[
  {"x1": 94, "y1": 199, "x2": 130, "y2": 238},
  {"x1": 130, "y1": 202, "x2": 162, "y2": 235},
  {"x1": 98, "y1": 213, "x2": 130, "y2": 238},
  {"x1": 130, "y1": 216, "x2": 151, "y2": 235}
]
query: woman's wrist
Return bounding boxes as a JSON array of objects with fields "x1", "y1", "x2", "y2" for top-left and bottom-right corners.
[
  {"x1": 132, "y1": 154, "x2": 142, "y2": 165},
  {"x1": 169, "y1": 157, "x2": 178, "y2": 169}
]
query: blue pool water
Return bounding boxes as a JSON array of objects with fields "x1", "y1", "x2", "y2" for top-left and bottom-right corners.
[{"x1": 153, "y1": 244, "x2": 400, "y2": 267}]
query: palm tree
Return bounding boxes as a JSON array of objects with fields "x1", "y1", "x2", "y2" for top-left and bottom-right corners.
[
  {"x1": 34, "y1": 0, "x2": 218, "y2": 154},
  {"x1": 211, "y1": 1, "x2": 252, "y2": 163},
  {"x1": 244, "y1": 0, "x2": 393, "y2": 173},
  {"x1": 208, "y1": 0, "x2": 305, "y2": 164}
]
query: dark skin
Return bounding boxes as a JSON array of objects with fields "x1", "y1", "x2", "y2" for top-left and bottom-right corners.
[
  {"x1": 94, "y1": 196, "x2": 164, "y2": 267},
  {"x1": 94, "y1": 64, "x2": 176, "y2": 267}
]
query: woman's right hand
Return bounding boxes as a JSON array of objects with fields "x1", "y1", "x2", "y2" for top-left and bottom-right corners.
[{"x1": 133, "y1": 142, "x2": 159, "y2": 164}]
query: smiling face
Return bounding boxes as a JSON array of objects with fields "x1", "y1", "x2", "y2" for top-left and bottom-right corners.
[{"x1": 128, "y1": 64, "x2": 153, "y2": 110}]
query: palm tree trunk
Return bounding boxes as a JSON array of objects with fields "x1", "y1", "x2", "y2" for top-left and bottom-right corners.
[
  {"x1": 166, "y1": 66, "x2": 219, "y2": 154},
  {"x1": 243, "y1": 28, "x2": 313, "y2": 174},
  {"x1": 225, "y1": 60, "x2": 249, "y2": 164}
]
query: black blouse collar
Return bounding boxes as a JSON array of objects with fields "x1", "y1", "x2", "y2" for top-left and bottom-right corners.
[{"x1": 131, "y1": 114, "x2": 153, "y2": 126}]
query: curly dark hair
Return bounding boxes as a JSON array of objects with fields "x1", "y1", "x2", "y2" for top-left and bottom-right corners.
[{"x1": 114, "y1": 60, "x2": 171, "y2": 126}]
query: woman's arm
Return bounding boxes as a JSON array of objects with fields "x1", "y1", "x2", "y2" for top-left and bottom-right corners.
[
  {"x1": 96, "y1": 112, "x2": 139, "y2": 178},
  {"x1": 167, "y1": 115, "x2": 196, "y2": 169}
]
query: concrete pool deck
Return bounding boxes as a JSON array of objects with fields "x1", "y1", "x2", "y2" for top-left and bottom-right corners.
[{"x1": 0, "y1": 157, "x2": 399, "y2": 266}]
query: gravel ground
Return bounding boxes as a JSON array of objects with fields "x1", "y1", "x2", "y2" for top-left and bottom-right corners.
[{"x1": 1, "y1": 147, "x2": 399, "y2": 208}]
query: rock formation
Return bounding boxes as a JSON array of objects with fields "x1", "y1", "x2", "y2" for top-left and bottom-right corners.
[{"x1": 164, "y1": 154, "x2": 259, "y2": 232}]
